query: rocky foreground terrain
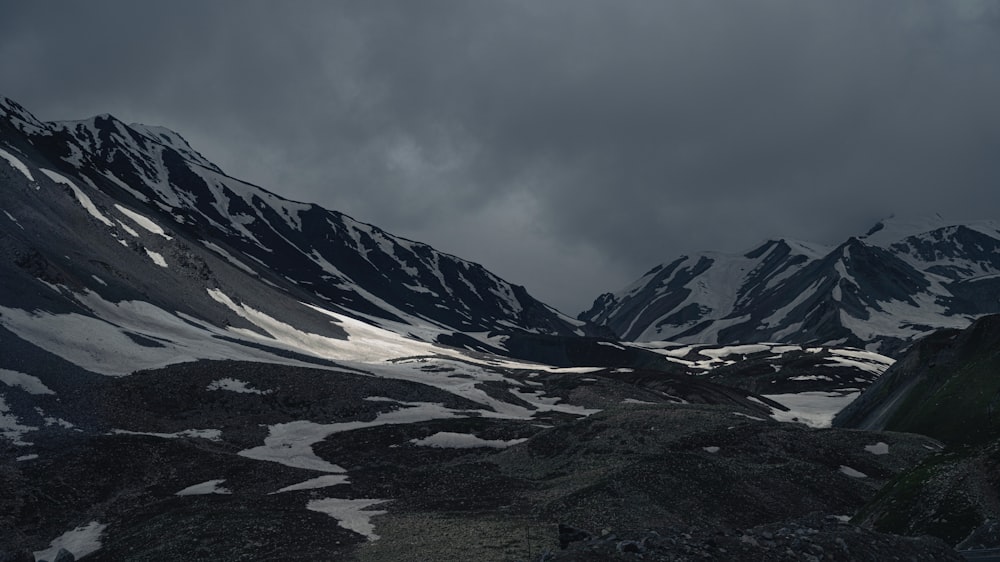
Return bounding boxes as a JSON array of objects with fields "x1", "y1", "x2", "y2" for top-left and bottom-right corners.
[{"x1": 0, "y1": 355, "x2": 964, "y2": 561}]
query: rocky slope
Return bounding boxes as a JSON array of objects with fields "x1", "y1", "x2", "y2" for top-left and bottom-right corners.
[
  {"x1": 833, "y1": 315, "x2": 1000, "y2": 547},
  {"x1": 0, "y1": 359, "x2": 954, "y2": 561},
  {"x1": 0, "y1": 96, "x2": 596, "y2": 350}
]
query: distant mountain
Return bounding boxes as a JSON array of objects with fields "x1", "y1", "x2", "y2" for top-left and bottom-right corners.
[{"x1": 581, "y1": 215, "x2": 1000, "y2": 355}]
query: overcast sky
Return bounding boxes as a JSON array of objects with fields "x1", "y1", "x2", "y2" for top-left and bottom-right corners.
[{"x1": 2, "y1": 1, "x2": 999, "y2": 313}]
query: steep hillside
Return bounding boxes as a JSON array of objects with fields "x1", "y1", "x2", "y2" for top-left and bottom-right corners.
[
  {"x1": 834, "y1": 314, "x2": 1000, "y2": 445},
  {"x1": 834, "y1": 316, "x2": 1000, "y2": 547},
  {"x1": 1, "y1": 96, "x2": 596, "y2": 346}
]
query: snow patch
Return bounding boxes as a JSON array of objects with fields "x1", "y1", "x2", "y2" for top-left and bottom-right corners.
[
  {"x1": 764, "y1": 390, "x2": 861, "y2": 428},
  {"x1": 176, "y1": 479, "x2": 232, "y2": 496},
  {"x1": 114, "y1": 204, "x2": 172, "y2": 239},
  {"x1": 112, "y1": 428, "x2": 222, "y2": 440},
  {"x1": 306, "y1": 498, "x2": 389, "y2": 540},
  {"x1": 0, "y1": 369, "x2": 55, "y2": 395},
  {"x1": 270, "y1": 475, "x2": 350, "y2": 494},
  {"x1": 0, "y1": 147, "x2": 33, "y2": 180},
  {"x1": 864, "y1": 442, "x2": 890, "y2": 455},
  {"x1": 145, "y1": 249, "x2": 168, "y2": 267},
  {"x1": 839, "y1": 465, "x2": 868, "y2": 478},
  {"x1": 39, "y1": 168, "x2": 114, "y2": 227},
  {"x1": 33, "y1": 521, "x2": 107, "y2": 562},
  {"x1": 4, "y1": 210, "x2": 23, "y2": 228},
  {"x1": 0, "y1": 395, "x2": 37, "y2": 445},
  {"x1": 410, "y1": 432, "x2": 528, "y2": 449},
  {"x1": 207, "y1": 378, "x2": 271, "y2": 395}
]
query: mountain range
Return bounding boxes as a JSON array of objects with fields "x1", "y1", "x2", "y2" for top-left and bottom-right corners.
[
  {"x1": 0, "y1": 96, "x2": 993, "y2": 560},
  {"x1": 580, "y1": 215, "x2": 1000, "y2": 356}
]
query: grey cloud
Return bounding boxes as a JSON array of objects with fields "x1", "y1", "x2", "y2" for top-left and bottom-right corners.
[{"x1": 2, "y1": 1, "x2": 999, "y2": 312}]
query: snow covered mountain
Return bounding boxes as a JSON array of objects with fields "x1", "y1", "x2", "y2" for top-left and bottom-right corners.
[
  {"x1": 0, "y1": 95, "x2": 973, "y2": 560},
  {"x1": 0, "y1": 96, "x2": 597, "y2": 349},
  {"x1": 581, "y1": 215, "x2": 1000, "y2": 354}
]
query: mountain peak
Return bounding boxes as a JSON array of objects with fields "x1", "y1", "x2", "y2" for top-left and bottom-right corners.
[
  {"x1": 127, "y1": 122, "x2": 221, "y2": 172},
  {"x1": 0, "y1": 95, "x2": 49, "y2": 135}
]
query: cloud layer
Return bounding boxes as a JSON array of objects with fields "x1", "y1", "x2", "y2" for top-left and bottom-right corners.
[{"x1": 3, "y1": 1, "x2": 999, "y2": 312}]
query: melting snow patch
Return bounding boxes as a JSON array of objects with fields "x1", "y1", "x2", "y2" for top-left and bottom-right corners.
[
  {"x1": 306, "y1": 498, "x2": 389, "y2": 540},
  {"x1": 16, "y1": 453, "x2": 38, "y2": 461},
  {"x1": 175, "y1": 479, "x2": 232, "y2": 495},
  {"x1": 764, "y1": 390, "x2": 860, "y2": 428},
  {"x1": 238, "y1": 402, "x2": 465, "y2": 473},
  {"x1": 865, "y1": 442, "x2": 890, "y2": 455},
  {"x1": 207, "y1": 378, "x2": 271, "y2": 395},
  {"x1": 732, "y1": 412, "x2": 766, "y2": 421},
  {"x1": 596, "y1": 341, "x2": 626, "y2": 350},
  {"x1": 33, "y1": 521, "x2": 107, "y2": 562},
  {"x1": 202, "y1": 240, "x2": 258, "y2": 274},
  {"x1": 839, "y1": 465, "x2": 868, "y2": 478},
  {"x1": 703, "y1": 446, "x2": 720, "y2": 453},
  {"x1": 0, "y1": 369, "x2": 55, "y2": 395},
  {"x1": 112, "y1": 428, "x2": 222, "y2": 440},
  {"x1": 0, "y1": 395, "x2": 37, "y2": 445},
  {"x1": 39, "y1": 168, "x2": 115, "y2": 227},
  {"x1": 622, "y1": 398, "x2": 656, "y2": 405},
  {"x1": 115, "y1": 219, "x2": 139, "y2": 237},
  {"x1": 114, "y1": 204, "x2": 172, "y2": 239},
  {"x1": 410, "y1": 432, "x2": 528, "y2": 449},
  {"x1": 271, "y1": 475, "x2": 350, "y2": 494},
  {"x1": 145, "y1": 249, "x2": 168, "y2": 267},
  {"x1": 0, "y1": 147, "x2": 33, "y2": 180},
  {"x1": 3, "y1": 210, "x2": 23, "y2": 228}
]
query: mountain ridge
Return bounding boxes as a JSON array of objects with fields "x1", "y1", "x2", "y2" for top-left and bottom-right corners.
[
  {"x1": 1, "y1": 96, "x2": 601, "y2": 346},
  {"x1": 581, "y1": 216, "x2": 1000, "y2": 355}
]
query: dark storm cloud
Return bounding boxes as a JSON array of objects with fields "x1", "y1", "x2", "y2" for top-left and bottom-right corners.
[{"x1": 3, "y1": 1, "x2": 1000, "y2": 313}]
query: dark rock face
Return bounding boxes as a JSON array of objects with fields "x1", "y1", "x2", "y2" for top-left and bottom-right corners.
[
  {"x1": 834, "y1": 317, "x2": 1000, "y2": 547},
  {"x1": 582, "y1": 221, "x2": 1000, "y2": 356},
  {"x1": 834, "y1": 314, "x2": 1000, "y2": 445}
]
